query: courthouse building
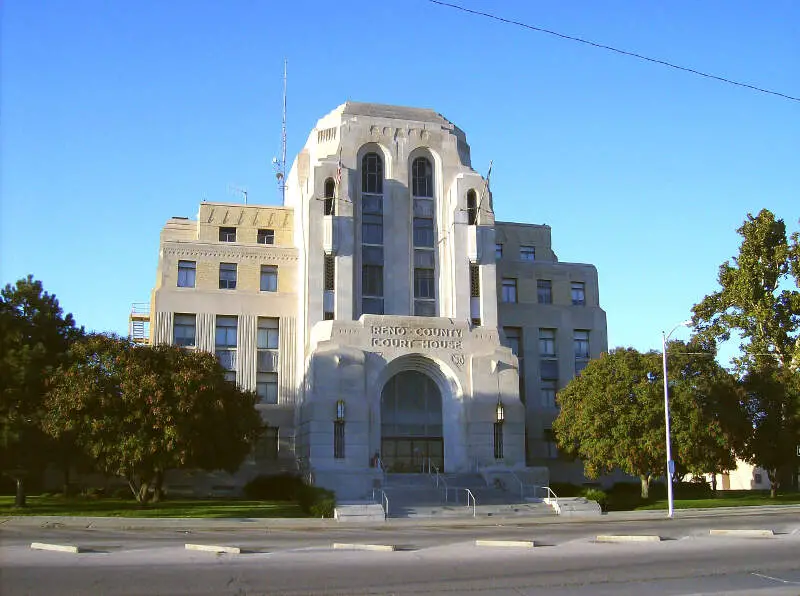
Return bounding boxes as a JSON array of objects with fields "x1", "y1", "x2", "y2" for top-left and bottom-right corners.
[{"x1": 142, "y1": 102, "x2": 607, "y2": 498}]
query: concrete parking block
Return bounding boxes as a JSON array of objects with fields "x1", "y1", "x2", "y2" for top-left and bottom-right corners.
[
  {"x1": 709, "y1": 529, "x2": 774, "y2": 538},
  {"x1": 30, "y1": 542, "x2": 82, "y2": 553},
  {"x1": 475, "y1": 540, "x2": 535, "y2": 548},
  {"x1": 332, "y1": 543, "x2": 396, "y2": 552},
  {"x1": 185, "y1": 543, "x2": 242, "y2": 554},
  {"x1": 595, "y1": 535, "x2": 661, "y2": 543}
]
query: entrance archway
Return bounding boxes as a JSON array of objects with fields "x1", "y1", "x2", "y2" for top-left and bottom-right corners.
[{"x1": 380, "y1": 370, "x2": 443, "y2": 473}]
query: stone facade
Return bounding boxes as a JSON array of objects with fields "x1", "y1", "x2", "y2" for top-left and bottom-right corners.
[{"x1": 146, "y1": 102, "x2": 607, "y2": 498}]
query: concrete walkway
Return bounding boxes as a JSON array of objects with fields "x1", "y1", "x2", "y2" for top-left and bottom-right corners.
[{"x1": 3, "y1": 504, "x2": 800, "y2": 532}]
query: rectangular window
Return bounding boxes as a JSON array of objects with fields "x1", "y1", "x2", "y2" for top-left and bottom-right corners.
[
  {"x1": 219, "y1": 263, "x2": 237, "y2": 289},
  {"x1": 539, "y1": 328, "x2": 556, "y2": 357},
  {"x1": 362, "y1": 297, "x2": 384, "y2": 315},
  {"x1": 540, "y1": 359, "x2": 559, "y2": 381},
  {"x1": 362, "y1": 265, "x2": 384, "y2": 298},
  {"x1": 413, "y1": 218, "x2": 435, "y2": 247},
  {"x1": 493, "y1": 422, "x2": 504, "y2": 459},
  {"x1": 543, "y1": 428, "x2": 558, "y2": 459},
  {"x1": 260, "y1": 265, "x2": 278, "y2": 292},
  {"x1": 414, "y1": 268, "x2": 435, "y2": 300},
  {"x1": 257, "y1": 229, "x2": 275, "y2": 245},
  {"x1": 414, "y1": 300, "x2": 436, "y2": 317},
  {"x1": 215, "y1": 315, "x2": 237, "y2": 380},
  {"x1": 257, "y1": 317, "x2": 279, "y2": 350},
  {"x1": 177, "y1": 260, "x2": 196, "y2": 288},
  {"x1": 537, "y1": 280, "x2": 552, "y2": 304},
  {"x1": 574, "y1": 330, "x2": 590, "y2": 359},
  {"x1": 520, "y1": 245, "x2": 535, "y2": 261},
  {"x1": 219, "y1": 227, "x2": 236, "y2": 242},
  {"x1": 362, "y1": 215, "x2": 383, "y2": 244},
  {"x1": 495, "y1": 243, "x2": 503, "y2": 259},
  {"x1": 501, "y1": 278, "x2": 517, "y2": 303},
  {"x1": 173, "y1": 314, "x2": 196, "y2": 347},
  {"x1": 541, "y1": 380, "x2": 557, "y2": 408},
  {"x1": 571, "y1": 281, "x2": 586, "y2": 306},
  {"x1": 502, "y1": 327, "x2": 521, "y2": 357},
  {"x1": 254, "y1": 427, "x2": 279, "y2": 462},
  {"x1": 256, "y1": 372, "x2": 278, "y2": 404},
  {"x1": 334, "y1": 421, "x2": 345, "y2": 459}
]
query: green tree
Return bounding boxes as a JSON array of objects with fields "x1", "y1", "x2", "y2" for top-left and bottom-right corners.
[
  {"x1": 667, "y1": 339, "x2": 749, "y2": 488},
  {"x1": 693, "y1": 209, "x2": 800, "y2": 496},
  {"x1": 0, "y1": 276, "x2": 82, "y2": 506},
  {"x1": 45, "y1": 335, "x2": 264, "y2": 503},
  {"x1": 553, "y1": 346, "x2": 746, "y2": 498}
]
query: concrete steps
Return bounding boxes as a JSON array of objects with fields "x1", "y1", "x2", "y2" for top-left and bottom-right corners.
[
  {"x1": 546, "y1": 496, "x2": 602, "y2": 517},
  {"x1": 333, "y1": 502, "x2": 386, "y2": 522}
]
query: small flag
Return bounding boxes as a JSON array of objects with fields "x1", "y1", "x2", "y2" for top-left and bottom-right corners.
[{"x1": 335, "y1": 148, "x2": 343, "y2": 186}]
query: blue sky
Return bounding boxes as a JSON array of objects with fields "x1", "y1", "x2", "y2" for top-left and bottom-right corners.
[{"x1": 2, "y1": 0, "x2": 798, "y2": 362}]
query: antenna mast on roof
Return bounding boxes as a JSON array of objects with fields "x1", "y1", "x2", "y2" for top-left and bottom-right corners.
[{"x1": 272, "y1": 59, "x2": 288, "y2": 203}]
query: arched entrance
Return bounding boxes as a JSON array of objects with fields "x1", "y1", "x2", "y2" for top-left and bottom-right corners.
[{"x1": 380, "y1": 370, "x2": 443, "y2": 473}]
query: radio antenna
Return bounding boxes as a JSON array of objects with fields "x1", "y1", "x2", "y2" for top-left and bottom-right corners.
[{"x1": 272, "y1": 59, "x2": 288, "y2": 203}]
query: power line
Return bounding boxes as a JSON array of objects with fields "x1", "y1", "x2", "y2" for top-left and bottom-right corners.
[{"x1": 428, "y1": 0, "x2": 800, "y2": 103}]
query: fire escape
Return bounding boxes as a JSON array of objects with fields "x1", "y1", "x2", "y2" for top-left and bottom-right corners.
[{"x1": 129, "y1": 302, "x2": 151, "y2": 345}]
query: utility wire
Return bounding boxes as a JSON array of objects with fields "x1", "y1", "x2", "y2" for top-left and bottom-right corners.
[{"x1": 429, "y1": 0, "x2": 800, "y2": 103}]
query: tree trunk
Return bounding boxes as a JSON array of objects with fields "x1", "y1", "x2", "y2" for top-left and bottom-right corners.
[
  {"x1": 768, "y1": 469, "x2": 779, "y2": 498},
  {"x1": 640, "y1": 475, "x2": 650, "y2": 499},
  {"x1": 151, "y1": 470, "x2": 164, "y2": 503},
  {"x1": 15, "y1": 477, "x2": 26, "y2": 508},
  {"x1": 62, "y1": 466, "x2": 70, "y2": 497},
  {"x1": 137, "y1": 480, "x2": 151, "y2": 504},
  {"x1": 711, "y1": 474, "x2": 717, "y2": 494}
]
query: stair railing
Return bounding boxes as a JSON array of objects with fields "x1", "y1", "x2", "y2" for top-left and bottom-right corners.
[
  {"x1": 464, "y1": 488, "x2": 476, "y2": 518},
  {"x1": 372, "y1": 488, "x2": 389, "y2": 519},
  {"x1": 539, "y1": 485, "x2": 559, "y2": 506}
]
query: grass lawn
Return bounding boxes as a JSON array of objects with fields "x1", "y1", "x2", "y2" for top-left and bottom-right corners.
[
  {"x1": 633, "y1": 490, "x2": 800, "y2": 511},
  {"x1": 0, "y1": 496, "x2": 308, "y2": 518}
]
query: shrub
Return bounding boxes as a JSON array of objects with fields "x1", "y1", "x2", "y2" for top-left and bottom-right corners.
[
  {"x1": 297, "y1": 485, "x2": 336, "y2": 518},
  {"x1": 111, "y1": 487, "x2": 134, "y2": 499},
  {"x1": 674, "y1": 479, "x2": 713, "y2": 499},
  {"x1": 243, "y1": 474, "x2": 304, "y2": 501},
  {"x1": 548, "y1": 483, "x2": 582, "y2": 497},
  {"x1": 581, "y1": 488, "x2": 608, "y2": 510}
]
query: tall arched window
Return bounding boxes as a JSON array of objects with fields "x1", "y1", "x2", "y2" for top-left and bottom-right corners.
[
  {"x1": 362, "y1": 153, "x2": 383, "y2": 195},
  {"x1": 361, "y1": 152, "x2": 384, "y2": 315},
  {"x1": 466, "y1": 189, "x2": 477, "y2": 226},
  {"x1": 324, "y1": 178, "x2": 335, "y2": 216},
  {"x1": 411, "y1": 156, "x2": 436, "y2": 316},
  {"x1": 412, "y1": 157, "x2": 433, "y2": 198}
]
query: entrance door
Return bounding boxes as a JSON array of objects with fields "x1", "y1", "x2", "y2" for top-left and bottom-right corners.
[{"x1": 380, "y1": 370, "x2": 443, "y2": 472}]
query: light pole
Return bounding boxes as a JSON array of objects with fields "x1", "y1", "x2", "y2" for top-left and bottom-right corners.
[{"x1": 662, "y1": 319, "x2": 692, "y2": 519}]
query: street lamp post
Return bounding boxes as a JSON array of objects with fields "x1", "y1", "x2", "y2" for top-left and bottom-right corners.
[{"x1": 662, "y1": 319, "x2": 692, "y2": 519}]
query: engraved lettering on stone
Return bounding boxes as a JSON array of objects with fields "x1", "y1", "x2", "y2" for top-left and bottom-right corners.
[{"x1": 451, "y1": 353, "x2": 465, "y2": 368}]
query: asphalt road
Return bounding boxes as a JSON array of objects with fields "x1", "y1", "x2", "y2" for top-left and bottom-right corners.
[{"x1": 2, "y1": 508, "x2": 799, "y2": 595}]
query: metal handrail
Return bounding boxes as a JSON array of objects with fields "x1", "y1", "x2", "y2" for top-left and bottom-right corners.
[
  {"x1": 464, "y1": 488, "x2": 476, "y2": 518},
  {"x1": 539, "y1": 485, "x2": 558, "y2": 504},
  {"x1": 508, "y1": 471, "x2": 525, "y2": 500},
  {"x1": 372, "y1": 488, "x2": 389, "y2": 519}
]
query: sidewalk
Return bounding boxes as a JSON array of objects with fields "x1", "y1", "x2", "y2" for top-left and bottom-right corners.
[{"x1": 3, "y1": 504, "x2": 799, "y2": 532}]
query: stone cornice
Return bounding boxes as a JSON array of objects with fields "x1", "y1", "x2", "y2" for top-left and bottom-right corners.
[{"x1": 162, "y1": 242, "x2": 298, "y2": 263}]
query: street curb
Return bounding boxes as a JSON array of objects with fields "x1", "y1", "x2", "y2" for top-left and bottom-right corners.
[
  {"x1": 595, "y1": 535, "x2": 661, "y2": 543},
  {"x1": 332, "y1": 543, "x2": 396, "y2": 552},
  {"x1": 30, "y1": 542, "x2": 82, "y2": 553},
  {"x1": 709, "y1": 529, "x2": 774, "y2": 538},
  {"x1": 475, "y1": 539, "x2": 534, "y2": 548},
  {"x1": 3, "y1": 504, "x2": 800, "y2": 532},
  {"x1": 185, "y1": 543, "x2": 242, "y2": 554}
]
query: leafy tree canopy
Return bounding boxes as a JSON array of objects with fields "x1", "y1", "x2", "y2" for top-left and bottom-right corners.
[
  {"x1": 692, "y1": 209, "x2": 800, "y2": 495},
  {"x1": 553, "y1": 344, "x2": 747, "y2": 498},
  {"x1": 0, "y1": 276, "x2": 82, "y2": 504},
  {"x1": 46, "y1": 335, "x2": 264, "y2": 503}
]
